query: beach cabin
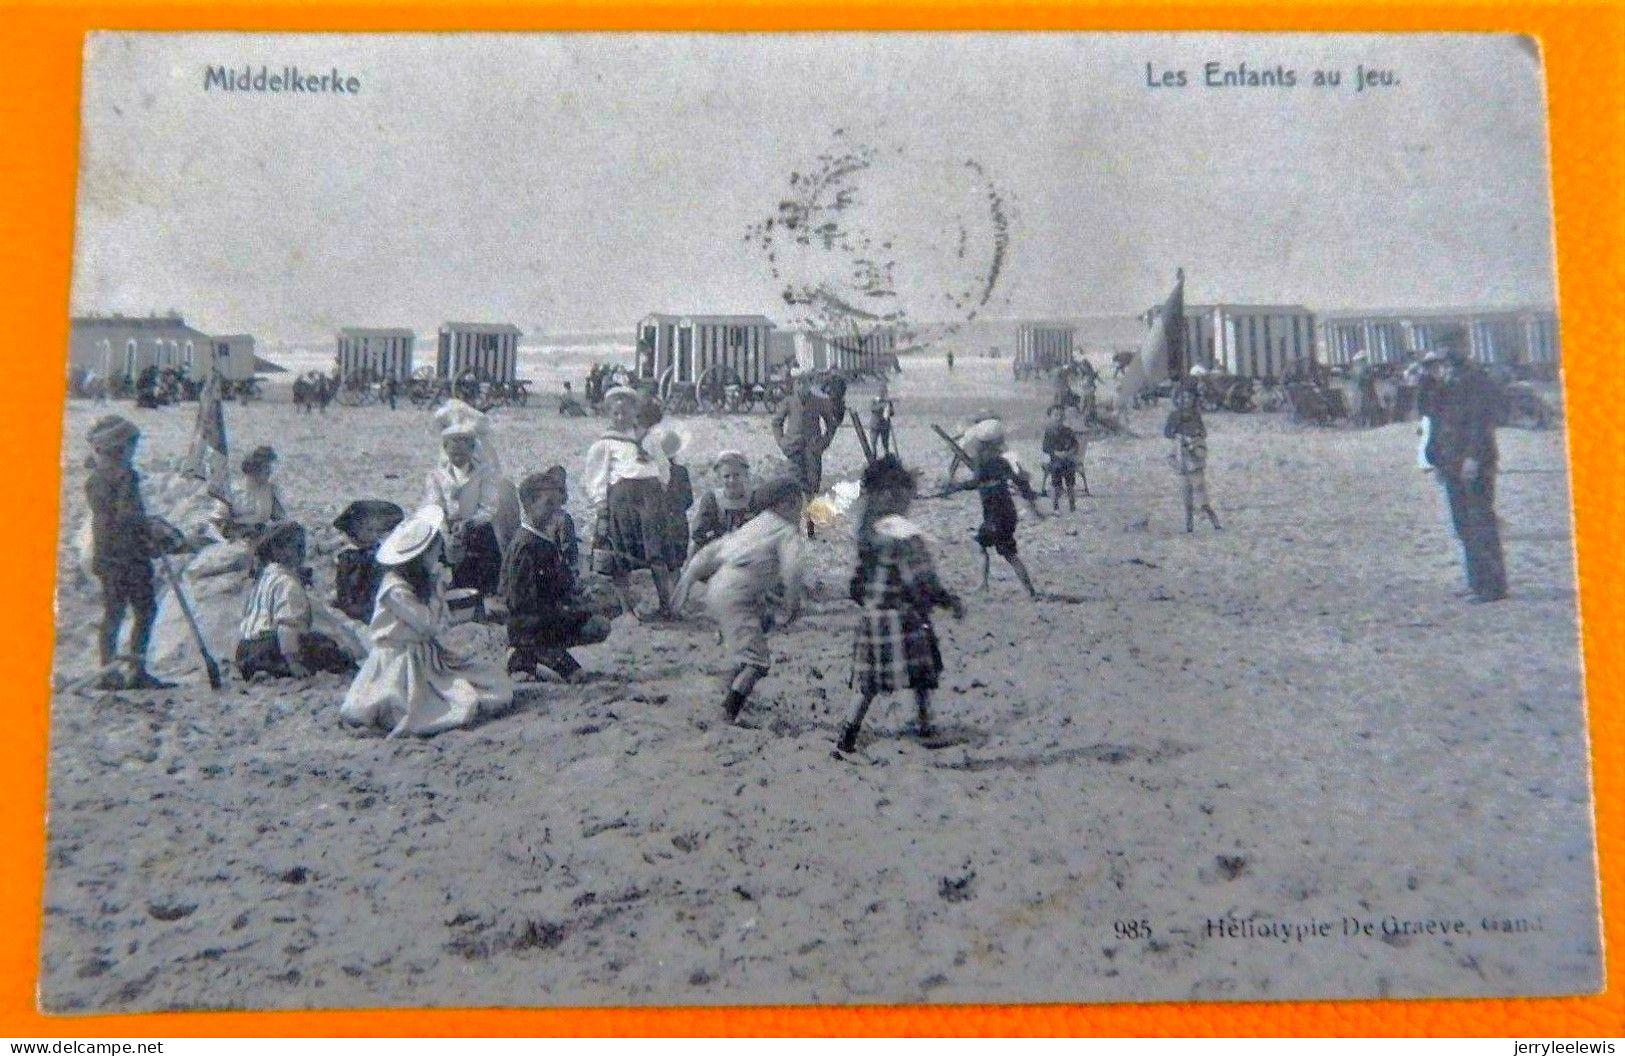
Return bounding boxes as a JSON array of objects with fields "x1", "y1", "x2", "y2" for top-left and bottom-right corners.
[
  {"x1": 437, "y1": 322, "x2": 521, "y2": 382},
  {"x1": 337, "y1": 328, "x2": 416, "y2": 381},
  {"x1": 636, "y1": 314, "x2": 778, "y2": 385},
  {"x1": 1149, "y1": 304, "x2": 1316, "y2": 379},
  {"x1": 210, "y1": 335, "x2": 259, "y2": 382},
  {"x1": 68, "y1": 314, "x2": 215, "y2": 383},
  {"x1": 777, "y1": 327, "x2": 898, "y2": 374},
  {"x1": 1319, "y1": 307, "x2": 1559, "y2": 375},
  {"x1": 1014, "y1": 323, "x2": 1076, "y2": 376}
]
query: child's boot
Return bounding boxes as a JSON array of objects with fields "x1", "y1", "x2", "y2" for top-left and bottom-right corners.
[
  {"x1": 722, "y1": 688, "x2": 747, "y2": 722},
  {"x1": 1205, "y1": 505, "x2": 1222, "y2": 530}
]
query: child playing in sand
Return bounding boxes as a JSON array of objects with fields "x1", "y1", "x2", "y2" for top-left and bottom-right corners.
[
  {"x1": 85, "y1": 415, "x2": 171, "y2": 690},
  {"x1": 1040, "y1": 404, "x2": 1086, "y2": 510},
  {"x1": 674, "y1": 475, "x2": 805, "y2": 723},
  {"x1": 332, "y1": 500, "x2": 405, "y2": 623},
  {"x1": 659, "y1": 430, "x2": 694, "y2": 570},
  {"x1": 236, "y1": 521, "x2": 357, "y2": 680},
  {"x1": 690, "y1": 450, "x2": 754, "y2": 555},
  {"x1": 585, "y1": 387, "x2": 675, "y2": 620},
  {"x1": 948, "y1": 419, "x2": 1046, "y2": 598},
  {"x1": 500, "y1": 467, "x2": 612, "y2": 683},
  {"x1": 1164, "y1": 382, "x2": 1222, "y2": 533},
  {"x1": 837, "y1": 456, "x2": 965, "y2": 756},
  {"x1": 212, "y1": 445, "x2": 286, "y2": 541},
  {"x1": 340, "y1": 506, "x2": 513, "y2": 738}
]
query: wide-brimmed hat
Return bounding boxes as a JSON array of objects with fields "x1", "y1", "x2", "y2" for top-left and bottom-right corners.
[
  {"x1": 242, "y1": 445, "x2": 277, "y2": 473},
  {"x1": 253, "y1": 520, "x2": 306, "y2": 563},
  {"x1": 602, "y1": 385, "x2": 641, "y2": 406},
  {"x1": 434, "y1": 399, "x2": 487, "y2": 439},
  {"x1": 88, "y1": 415, "x2": 139, "y2": 452},
  {"x1": 332, "y1": 499, "x2": 405, "y2": 539},
  {"x1": 377, "y1": 505, "x2": 447, "y2": 566}
]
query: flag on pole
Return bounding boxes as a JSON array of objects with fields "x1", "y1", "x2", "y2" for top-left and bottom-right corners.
[
  {"x1": 1116, "y1": 269, "x2": 1186, "y2": 414},
  {"x1": 186, "y1": 371, "x2": 230, "y2": 501}
]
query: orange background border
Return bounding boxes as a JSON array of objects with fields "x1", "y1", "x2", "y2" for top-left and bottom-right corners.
[{"x1": 1, "y1": 0, "x2": 1619, "y2": 1037}]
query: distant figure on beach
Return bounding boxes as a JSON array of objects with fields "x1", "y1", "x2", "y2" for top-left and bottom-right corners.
[
  {"x1": 1040, "y1": 403, "x2": 1085, "y2": 510},
  {"x1": 559, "y1": 381, "x2": 587, "y2": 417},
  {"x1": 1422, "y1": 329, "x2": 1507, "y2": 603},
  {"x1": 946, "y1": 350, "x2": 956, "y2": 372},
  {"x1": 771, "y1": 374, "x2": 839, "y2": 538},
  {"x1": 1164, "y1": 380, "x2": 1221, "y2": 533},
  {"x1": 658, "y1": 430, "x2": 694, "y2": 571},
  {"x1": 868, "y1": 380, "x2": 895, "y2": 457}
]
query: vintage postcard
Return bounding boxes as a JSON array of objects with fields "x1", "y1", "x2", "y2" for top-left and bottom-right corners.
[{"x1": 44, "y1": 31, "x2": 1599, "y2": 1011}]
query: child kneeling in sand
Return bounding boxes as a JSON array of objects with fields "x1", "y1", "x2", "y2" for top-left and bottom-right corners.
[
  {"x1": 500, "y1": 467, "x2": 612, "y2": 683},
  {"x1": 838, "y1": 456, "x2": 965, "y2": 756},
  {"x1": 340, "y1": 506, "x2": 513, "y2": 738},
  {"x1": 237, "y1": 521, "x2": 358, "y2": 681},
  {"x1": 674, "y1": 476, "x2": 805, "y2": 723}
]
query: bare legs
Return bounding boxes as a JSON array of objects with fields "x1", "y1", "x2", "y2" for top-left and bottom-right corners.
[
  {"x1": 837, "y1": 688, "x2": 933, "y2": 754},
  {"x1": 722, "y1": 663, "x2": 767, "y2": 721},
  {"x1": 980, "y1": 547, "x2": 1039, "y2": 599}
]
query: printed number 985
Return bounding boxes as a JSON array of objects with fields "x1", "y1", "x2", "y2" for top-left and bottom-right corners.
[{"x1": 1114, "y1": 920, "x2": 1153, "y2": 940}]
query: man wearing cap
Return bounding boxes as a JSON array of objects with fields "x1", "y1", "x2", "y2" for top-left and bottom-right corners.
[
  {"x1": 85, "y1": 415, "x2": 170, "y2": 689},
  {"x1": 1423, "y1": 330, "x2": 1508, "y2": 603}
]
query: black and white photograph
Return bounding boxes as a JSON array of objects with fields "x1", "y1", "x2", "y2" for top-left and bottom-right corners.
[{"x1": 44, "y1": 31, "x2": 1598, "y2": 1010}]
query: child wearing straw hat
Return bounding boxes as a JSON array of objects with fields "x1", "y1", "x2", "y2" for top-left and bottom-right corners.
[
  {"x1": 236, "y1": 521, "x2": 357, "y2": 681},
  {"x1": 584, "y1": 386, "x2": 676, "y2": 620},
  {"x1": 84, "y1": 415, "x2": 171, "y2": 690},
  {"x1": 340, "y1": 506, "x2": 513, "y2": 738}
]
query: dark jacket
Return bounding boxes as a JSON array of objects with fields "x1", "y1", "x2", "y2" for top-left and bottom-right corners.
[
  {"x1": 86, "y1": 463, "x2": 152, "y2": 575},
  {"x1": 500, "y1": 527, "x2": 591, "y2": 647},
  {"x1": 1425, "y1": 364, "x2": 1501, "y2": 473}
]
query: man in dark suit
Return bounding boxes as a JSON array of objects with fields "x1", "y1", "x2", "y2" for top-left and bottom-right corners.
[{"x1": 1424, "y1": 328, "x2": 1508, "y2": 603}]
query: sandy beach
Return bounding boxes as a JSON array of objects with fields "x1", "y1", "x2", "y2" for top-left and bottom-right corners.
[{"x1": 40, "y1": 354, "x2": 1599, "y2": 1010}]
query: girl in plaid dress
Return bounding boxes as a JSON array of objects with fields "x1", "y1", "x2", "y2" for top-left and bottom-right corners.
[{"x1": 839, "y1": 457, "x2": 965, "y2": 756}]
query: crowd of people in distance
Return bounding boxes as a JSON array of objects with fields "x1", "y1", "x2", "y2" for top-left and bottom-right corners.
[{"x1": 79, "y1": 322, "x2": 1507, "y2": 758}]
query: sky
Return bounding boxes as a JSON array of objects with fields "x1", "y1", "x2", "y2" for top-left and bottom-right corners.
[{"x1": 70, "y1": 32, "x2": 1556, "y2": 343}]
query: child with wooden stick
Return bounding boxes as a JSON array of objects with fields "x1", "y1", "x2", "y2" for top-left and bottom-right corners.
[
  {"x1": 838, "y1": 456, "x2": 964, "y2": 756},
  {"x1": 948, "y1": 418, "x2": 1047, "y2": 597}
]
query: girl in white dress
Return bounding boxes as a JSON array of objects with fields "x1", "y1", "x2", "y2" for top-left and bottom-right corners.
[{"x1": 339, "y1": 505, "x2": 513, "y2": 738}]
